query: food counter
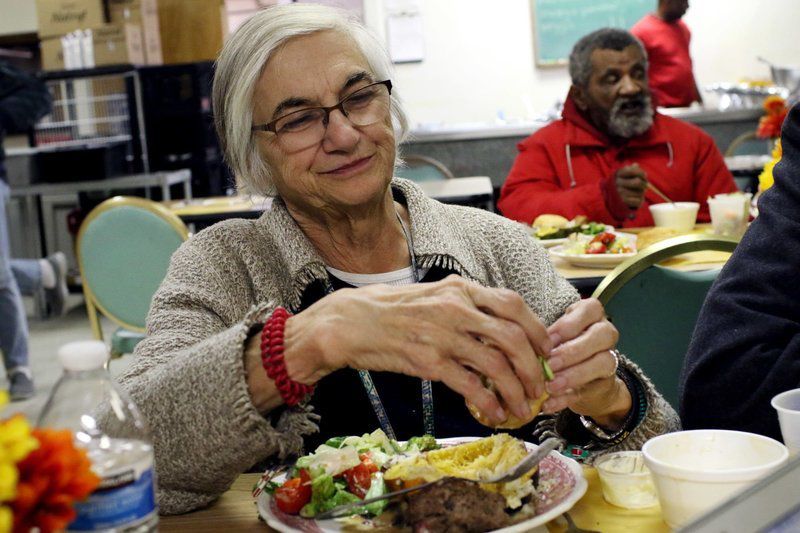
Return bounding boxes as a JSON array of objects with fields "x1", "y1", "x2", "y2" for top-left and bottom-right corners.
[{"x1": 403, "y1": 107, "x2": 761, "y2": 189}]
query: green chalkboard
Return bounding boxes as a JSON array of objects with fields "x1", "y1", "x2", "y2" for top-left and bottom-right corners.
[{"x1": 533, "y1": 0, "x2": 652, "y2": 66}]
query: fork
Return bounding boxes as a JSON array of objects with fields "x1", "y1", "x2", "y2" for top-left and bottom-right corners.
[{"x1": 313, "y1": 437, "x2": 560, "y2": 520}]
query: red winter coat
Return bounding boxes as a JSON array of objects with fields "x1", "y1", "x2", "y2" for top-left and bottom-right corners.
[{"x1": 498, "y1": 95, "x2": 738, "y2": 227}]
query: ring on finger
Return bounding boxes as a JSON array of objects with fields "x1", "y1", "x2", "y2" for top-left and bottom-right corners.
[{"x1": 608, "y1": 349, "x2": 620, "y2": 378}]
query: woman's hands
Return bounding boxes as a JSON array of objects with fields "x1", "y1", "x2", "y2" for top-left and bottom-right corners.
[
  {"x1": 246, "y1": 278, "x2": 632, "y2": 431},
  {"x1": 542, "y1": 298, "x2": 632, "y2": 430},
  {"x1": 282, "y1": 275, "x2": 553, "y2": 426}
]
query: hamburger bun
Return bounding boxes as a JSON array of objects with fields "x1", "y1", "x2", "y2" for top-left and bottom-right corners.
[
  {"x1": 466, "y1": 390, "x2": 549, "y2": 430},
  {"x1": 532, "y1": 214, "x2": 569, "y2": 229}
]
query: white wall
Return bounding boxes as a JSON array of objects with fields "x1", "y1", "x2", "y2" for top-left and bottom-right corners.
[
  {"x1": 372, "y1": 0, "x2": 800, "y2": 128},
  {"x1": 0, "y1": 0, "x2": 37, "y2": 35}
]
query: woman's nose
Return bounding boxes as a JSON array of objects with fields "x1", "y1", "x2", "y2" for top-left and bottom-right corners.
[{"x1": 321, "y1": 109, "x2": 360, "y2": 152}]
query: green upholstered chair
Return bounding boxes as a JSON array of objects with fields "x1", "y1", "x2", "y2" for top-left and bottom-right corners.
[
  {"x1": 394, "y1": 154, "x2": 455, "y2": 182},
  {"x1": 76, "y1": 196, "x2": 189, "y2": 357},
  {"x1": 592, "y1": 234, "x2": 740, "y2": 408}
]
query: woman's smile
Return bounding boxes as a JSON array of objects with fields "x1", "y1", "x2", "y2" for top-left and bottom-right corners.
[{"x1": 319, "y1": 154, "x2": 374, "y2": 177}]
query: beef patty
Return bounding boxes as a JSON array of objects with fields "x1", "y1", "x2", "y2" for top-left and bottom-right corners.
[{"x1": 401, "y1": 478, "x2": 509, "y2": 533}]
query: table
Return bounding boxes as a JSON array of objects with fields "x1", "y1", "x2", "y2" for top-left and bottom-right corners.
[
  {"x1": 162, "y1": 176, "x2": 495, "y2": 227},
  {"x1": 550, "y1": 225, "x2": 734, "y2": 295},
  {"x1": 9, "y1": 169, "x2": 193, "y2": 259},
  {"x1": 159, "y1": 468, "x2": 669, "y2": 533}
]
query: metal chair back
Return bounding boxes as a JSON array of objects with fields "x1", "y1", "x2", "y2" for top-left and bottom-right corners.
[
  {"x1": 592, "y1": 235, "x2": 739, "y2": 407},
  {"x1": 76, "y1": 196, "x2": 188, "y2": 351},
  {"x1": 395, "y1": 154, "x2": 455, "y2": 181}
]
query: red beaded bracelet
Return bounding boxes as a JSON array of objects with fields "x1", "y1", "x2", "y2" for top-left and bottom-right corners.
[{"x1": 260, "y1": 306, "x2": 315, "y2": 406}]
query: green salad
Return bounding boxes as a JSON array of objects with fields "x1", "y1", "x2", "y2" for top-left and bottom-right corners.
[{"x1": 267, "y1": 429, "x2": 439, "y2": 518}]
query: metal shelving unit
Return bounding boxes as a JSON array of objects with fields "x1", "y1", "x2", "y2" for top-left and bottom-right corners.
[{"x1": 31, "y1": 65, "x2": 149, "y2": 175}]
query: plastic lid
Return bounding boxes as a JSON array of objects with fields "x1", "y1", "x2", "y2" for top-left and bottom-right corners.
[{"x1": 57, "y1": 340, "x2": 109, "y2": 371}]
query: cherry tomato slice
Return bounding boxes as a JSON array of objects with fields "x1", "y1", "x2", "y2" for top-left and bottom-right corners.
[
  {"x1": 591, "y1": 232, "x2": 616, "y2": 246},
  {"x1": 586, "y1": 241, "x2": 607, "y2": 254},
  {"x1": 342, "y1": 462, "x2": 372, "y2": 498},
  {"x1": 359, "y1": 453, "x2": 379, "y2": 474},
  {"x1": 274, "y1": 469, "x2": 312, "y2": 514}
]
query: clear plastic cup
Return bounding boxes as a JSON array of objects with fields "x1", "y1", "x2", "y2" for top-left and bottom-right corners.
[
  {"x1": 595, "y1": 451, "x2": 659, "y2": 509},
  {"x1": 708, "y1": 193, "x2": 752, "y2": 238}
]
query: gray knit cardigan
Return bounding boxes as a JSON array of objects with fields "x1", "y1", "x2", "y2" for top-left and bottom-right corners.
[{"x1": 119, "y1": 178, "x2": 680, "y2": 515}]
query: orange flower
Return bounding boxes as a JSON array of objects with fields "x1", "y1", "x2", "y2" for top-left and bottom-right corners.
[
  {"x1": 763, "y1": 95, "x2": 787, "y2": 115},
  {"x1": 10, "y1": 429, "x2": 99, "y2": 533},
  {"x1": 757, "y1": 95, "x2": 789, "y2": 139}
]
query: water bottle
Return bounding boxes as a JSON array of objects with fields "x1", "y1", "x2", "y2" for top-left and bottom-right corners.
[{"x1": 37, "y1": 340, "x2": 158, "y2": 532}]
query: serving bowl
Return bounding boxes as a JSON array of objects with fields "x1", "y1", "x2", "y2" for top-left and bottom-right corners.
[
  {"x1": 642, "y1": 430, "x2": 788, "y2": 529},
  {"x1": 649, "y1": 202, "x2": 699, "y2": 232}
]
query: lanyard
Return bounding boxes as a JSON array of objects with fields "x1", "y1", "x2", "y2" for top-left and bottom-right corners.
[{"x1": 326, "y1": 211, "x2": 435, "y2": 440}]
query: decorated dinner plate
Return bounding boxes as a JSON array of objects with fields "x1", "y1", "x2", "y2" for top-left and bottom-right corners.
[
  {"x1": 549, "y1": 245, "x2": 637, "y2": 269},
  {"x1": 530, "y1": 225, "x2": 614, "y2": 249},
  {"x1": 533, "y1": 237, "x2": 569, "y2": 249},
  {"x1": 256, "y1": 437, "x2": 587, "y2": 533}
]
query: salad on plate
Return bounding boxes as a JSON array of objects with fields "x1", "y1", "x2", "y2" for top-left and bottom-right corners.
[
  {"x1": 257, "y1": 431, "x2": 586, "y2": 533},
  {"x1": 560, "y1": 231, "x2": 636, "y2": 256},
  {"x1": 261, "y1": 429, "x2": 438, "y2": 518}
]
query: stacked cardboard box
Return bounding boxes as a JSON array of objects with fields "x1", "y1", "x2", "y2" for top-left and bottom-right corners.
[
  {"x1": 107, "y1": 0, "x2": 163, "y2": 65},
  {"x1": 36, "y1": 0, "x2": 161, "y2": 70},
  {"x1": 36, "y1": 0, "x2": 106, "y2": 39},
  {"x1": 40, "y1": 23, "x2": 145, "y2": 70}
]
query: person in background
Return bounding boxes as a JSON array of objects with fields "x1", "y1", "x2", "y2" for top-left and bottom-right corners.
[
  {"x1": 631, "y1": 0, "x2": 702, "y2": 108},
  {"x1": 116, "y1": 6, "x2": 679, "y2": 514},
  {"x1": 498, "y1": 28, "x2": 737, "y2": 228},
  {"x1": 680, "y1": 104, "x2": 800, "y2": 441},
  {"x1": 0, "y1": 59, "x2": 68, "y2": 401}
]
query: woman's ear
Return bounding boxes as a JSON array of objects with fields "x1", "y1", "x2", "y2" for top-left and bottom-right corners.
[{"x1": 570, "y1": 85, "x2": 589, "y2": 111}]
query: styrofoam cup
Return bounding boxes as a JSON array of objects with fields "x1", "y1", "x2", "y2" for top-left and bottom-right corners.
[
  {"x1": 649, "y1": 202, "x2": 700, "y2": 232},
  {"x1": 771, "y1": 388, "x2": 800, "y2": 456},
  {"x1": 643, "y1": 430, "x2": 788, "y2": 529}
]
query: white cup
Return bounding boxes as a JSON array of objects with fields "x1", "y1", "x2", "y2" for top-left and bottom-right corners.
[
  {"x1": 771, "y1": 389, "x2": 800, "y2": 456},
  {"x1": 708, "y1": 193, "x2": 752, "y2": 238},
  {"x1": 649, "y1": 202, "x2": 700, "y2": 233}
]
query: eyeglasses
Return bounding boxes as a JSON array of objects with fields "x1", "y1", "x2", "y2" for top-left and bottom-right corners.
[{"x1": 252, "y1": 80, "x2": 392, "y2": 150}]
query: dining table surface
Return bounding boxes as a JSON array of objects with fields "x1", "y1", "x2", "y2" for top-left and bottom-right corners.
[
  {"x1": 549, "y1": 223, "x2": 734, "y2": 282},
  {"x1": 159, "y1": 467, "x2": 670, "y2": 533}
]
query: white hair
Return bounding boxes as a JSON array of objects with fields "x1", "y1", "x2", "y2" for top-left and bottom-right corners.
[{"x1": 213, "y1": 4, "x2": 410, "y2": 195}]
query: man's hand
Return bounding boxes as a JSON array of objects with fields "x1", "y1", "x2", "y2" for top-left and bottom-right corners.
[{"x1": 615, "y1": 163, "x2": 648, "y2": 210}]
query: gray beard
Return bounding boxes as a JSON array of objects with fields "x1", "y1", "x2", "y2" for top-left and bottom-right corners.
[{"x1": 607, "y1": 94, "x2": 654, "y2": 138}]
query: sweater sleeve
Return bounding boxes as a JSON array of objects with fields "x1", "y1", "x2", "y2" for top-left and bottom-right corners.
[
  {"x1": 498, "y1": 137, "x2": 626, "y2": 225},
  {"x1": 117, "y1": 240, "x2": 318, "y2": 515},
  {"x1": 680, "y1": 106, "x2": 800, "y2": 440}
]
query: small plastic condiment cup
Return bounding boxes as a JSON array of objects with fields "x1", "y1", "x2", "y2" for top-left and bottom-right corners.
[{"x1": 595, "y1": 451, "x2": 659, "y2": 509}]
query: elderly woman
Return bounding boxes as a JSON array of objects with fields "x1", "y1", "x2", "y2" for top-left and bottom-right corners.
[{"x1": 119, "y1": 4, "x2": 679, "y2": 514}]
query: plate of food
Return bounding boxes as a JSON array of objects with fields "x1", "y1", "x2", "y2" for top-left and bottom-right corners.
[
  {"x1": 550, "y1": 231, "x2": 637, "y2": 268},
  {"x1": 255, "y1": 430, "x2": 586, "y2": 533},
  {"x1": 528, "y1": 214, "x2": 610, "y2": 249}
]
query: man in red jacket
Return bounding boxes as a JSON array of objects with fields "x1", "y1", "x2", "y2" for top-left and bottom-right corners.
[
  {"x1": 631, "y1": 0, "x2": 701, "y2": 108},
  {"x1": 498, "y1": 28, "x2": 737, "y2": 228}
]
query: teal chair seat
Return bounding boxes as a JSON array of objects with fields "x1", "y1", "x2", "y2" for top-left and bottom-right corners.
[
  {"x1": 394, "y1": 154, "x2": 455, "y2": 182},
  {"x1": 77, "y1": 196, "x2": 189, "y2": 357},
  {"x1": 592, "y1": 235, "x2": 739, "y2": 408}
]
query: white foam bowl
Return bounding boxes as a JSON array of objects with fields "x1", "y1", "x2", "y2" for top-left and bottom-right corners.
[
  {"x1": 649, "y1": 202, "x2": 700, "y2": 232},
  {"x1": 642, "y1": 430, "x2": 788, "y2": 529}
]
